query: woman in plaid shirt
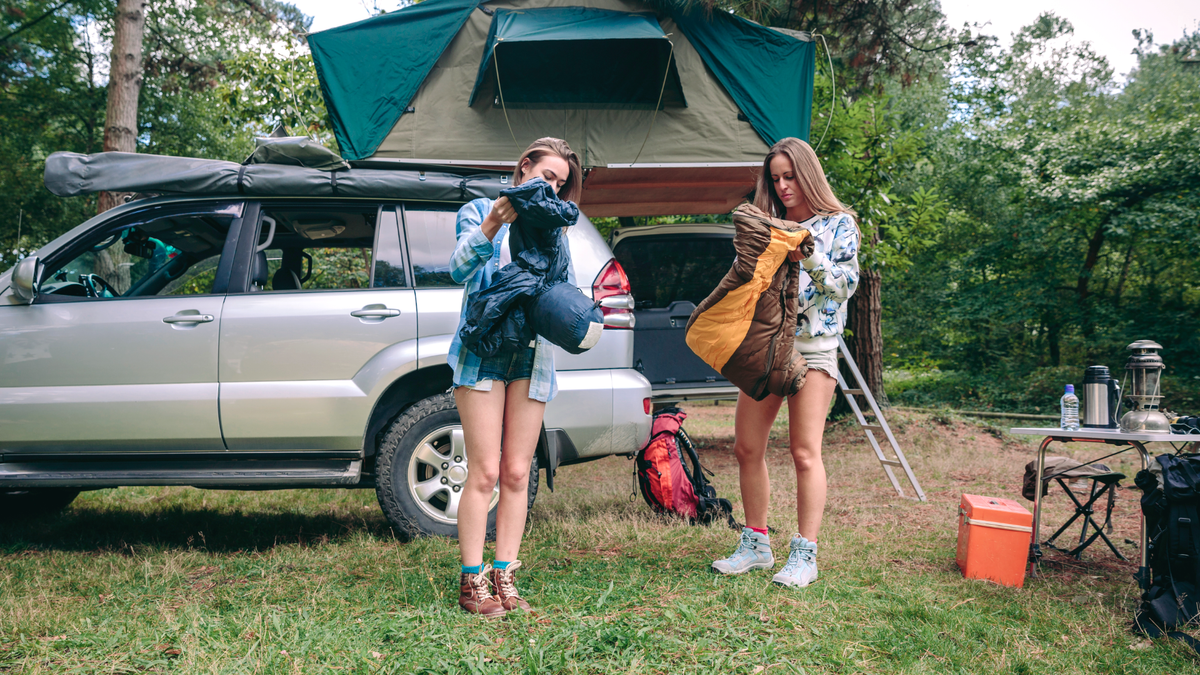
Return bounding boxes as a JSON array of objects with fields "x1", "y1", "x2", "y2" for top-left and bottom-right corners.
[{"x1": 447, "y1": 138, "x2": 582, "y2": 618}]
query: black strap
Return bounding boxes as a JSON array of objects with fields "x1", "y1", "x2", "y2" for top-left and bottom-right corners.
[
  {"x1": 1135, "y1": 610, "x2": 1200, "y2": 654},
  {"x1": 237, "y1": 165, "x2": 247, "y2": 194},
  {"x1": 330, "y1": 169, "x2": 339, "y2": 195},
  {"x1": 1188, "y1": 503, "x2": 1200, "y2": 588}
]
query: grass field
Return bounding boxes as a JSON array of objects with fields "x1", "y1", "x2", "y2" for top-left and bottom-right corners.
[{"x1": 2, "y1": 405, "x2": 1196, "y2": 673}]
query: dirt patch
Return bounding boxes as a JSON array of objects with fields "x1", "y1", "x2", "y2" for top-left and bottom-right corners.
[{"x1": 678, "y1": 404, "x2": 1146, "y2": 582}]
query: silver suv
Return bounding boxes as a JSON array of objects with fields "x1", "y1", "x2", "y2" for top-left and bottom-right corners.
[{"x1": 0, "y1": 191, "x2": 652, "y2": 538}]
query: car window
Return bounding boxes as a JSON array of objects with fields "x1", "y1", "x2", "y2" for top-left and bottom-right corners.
[
  {"x1": 253, "y1": 205, "x2": 408, "y2": 291},
  {"x1": 39, "y1": 205, "x2": 240, "y2": 301},
  {"x1": 402, "y1": 205, "x2": 462, "y2": 288},
  {"x1": 612, "y1": 234, "x2": 736, "y2": 309}
]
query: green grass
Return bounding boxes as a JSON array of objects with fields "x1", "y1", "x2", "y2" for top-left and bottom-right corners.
[{"x1": 2, "y1": 408, "x2": 1196, "y2": 673}]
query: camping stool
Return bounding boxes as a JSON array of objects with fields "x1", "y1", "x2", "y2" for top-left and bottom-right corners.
[{"x1": 1043, "y1": 466, "x2": 1126, "y2": 561}]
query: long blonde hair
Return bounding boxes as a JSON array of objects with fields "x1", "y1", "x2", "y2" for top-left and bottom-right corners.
[
  {"x1": 752, "y1": 137, "x2": 855, "y2": 220},
  {"x1": 513, "y1": 137, "x2": 583, "y2": 204}
]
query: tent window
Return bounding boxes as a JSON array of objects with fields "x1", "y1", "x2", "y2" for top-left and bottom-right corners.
[{"x1": 470, "y1": 8, "x2": 686, "y2": 111}]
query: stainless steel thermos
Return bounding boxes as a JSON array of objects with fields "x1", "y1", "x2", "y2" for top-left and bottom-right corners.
[{"x1": 1082, "y1": 365, "x2": 1121, "y2": 429}]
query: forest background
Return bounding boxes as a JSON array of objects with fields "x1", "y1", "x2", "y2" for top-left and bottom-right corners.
[{"x1": 2, "y1": 0, "x2": 1198, "y2": 416}]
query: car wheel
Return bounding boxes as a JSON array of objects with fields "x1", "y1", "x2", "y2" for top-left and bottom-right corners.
[
  {"x1": 0, "y1": 488, "x2": 81, "y2": 520},
  {"x1": 375, "y1": 392, "x2": 538, "y2": 540}
]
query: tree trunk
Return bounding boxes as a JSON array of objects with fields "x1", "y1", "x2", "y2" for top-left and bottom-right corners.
[
  {"x1": 95, "y1": 0, "x2": 146, "y2": 294},
  {"x1": 833, "y1": 267, "x2": 885, "y2": 415}
]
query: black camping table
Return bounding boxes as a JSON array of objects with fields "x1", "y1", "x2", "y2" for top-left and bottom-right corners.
[{"x1": 1010, "y1": 428, "x2": 1198, "y2": 589}]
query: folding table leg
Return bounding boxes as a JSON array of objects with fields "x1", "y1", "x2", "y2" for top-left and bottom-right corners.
[
  {"x1": 1029, "y1": 436, "x2": 1053, "y2": 578},
  {"x1": 1132, "y1": 441, "x2": 1151, "y2": 590}
]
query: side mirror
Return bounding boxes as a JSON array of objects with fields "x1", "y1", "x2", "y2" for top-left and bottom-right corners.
[{"x1": 11, "y1": 255, "x2": 41, "y2": 304}]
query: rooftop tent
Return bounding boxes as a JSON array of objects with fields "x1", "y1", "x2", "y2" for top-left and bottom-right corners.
[
  {"x1": 468, "y1": 7, "x2": 686, "y2": 110},
  {"x1": 308, "y1": 0, "x2": 815, "y2": 216}
]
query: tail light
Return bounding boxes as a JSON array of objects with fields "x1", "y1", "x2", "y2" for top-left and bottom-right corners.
[
  {"x1": 643, "y1": 397, "x2": 652, "y2": 415},
  {"x1": 592, "y1": 258, "x2": 635, "y2": 329}
]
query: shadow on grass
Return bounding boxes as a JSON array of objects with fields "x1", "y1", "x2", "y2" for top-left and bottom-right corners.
[{"x1": 0, "y1": 502, "x2": 399, "y2": 554}]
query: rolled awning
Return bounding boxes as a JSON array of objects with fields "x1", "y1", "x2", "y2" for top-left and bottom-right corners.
[{"x1": 468, "y1": 7, "x2": 685, "y2": 110}]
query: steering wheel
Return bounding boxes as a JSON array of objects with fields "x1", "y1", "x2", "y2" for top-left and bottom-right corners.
[{"x1": 80, "y1": 274, "x2": 118, "y2": 299}]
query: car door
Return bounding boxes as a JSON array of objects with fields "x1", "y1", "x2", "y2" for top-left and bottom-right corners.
[
  {"x1": 217, "y1": 202, "x2": 418, "y2": 451},
  {"x1": 0, "y1": 201, "x2": 243, "y2": 454},
  {"x1": 611, "y1": 228, "x2": 736, "y2": 392}
]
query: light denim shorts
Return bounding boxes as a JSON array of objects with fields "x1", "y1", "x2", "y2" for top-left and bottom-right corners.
[
  {"x1": 795, "y1": 341, "x2": 838, "y2": 380},
  {"x1": 459, "y1": 345, "x2": 536, "y2": 392}
]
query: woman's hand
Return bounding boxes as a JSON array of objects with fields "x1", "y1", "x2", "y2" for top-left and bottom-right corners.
[
  {"x1": 481, "y1": 196, "x2": 517, "y2": 240},
  {"x1": 787, "y1": 236, "x2": 815, "y2": 263}
]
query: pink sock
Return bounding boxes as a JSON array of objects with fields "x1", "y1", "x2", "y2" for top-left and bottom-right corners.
[{"x1": 748, "y1": 526, "x2": 768, "y2": 536}]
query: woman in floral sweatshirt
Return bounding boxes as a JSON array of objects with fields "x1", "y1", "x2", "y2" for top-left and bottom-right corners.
[{"x1": 711, "y1": 137, "x2": 860, "y2": 588}]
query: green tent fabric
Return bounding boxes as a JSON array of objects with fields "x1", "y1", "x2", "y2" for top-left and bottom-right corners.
[
  {"x1": 308, "y1": 0, "x2": 814, "y2": 160},
  {"x1": 468, "y1": 7, "x2": 684, "y2": 110},
  {"x1": 308, "y1": 0, "x2": 481, "y2": 160},
  {"x1": 669, "y1": 8, "x2": 814, "y2": 145}
]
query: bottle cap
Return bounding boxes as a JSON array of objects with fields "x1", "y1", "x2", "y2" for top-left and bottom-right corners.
[{"x1": 1065, "y1": 384, "x2": 1074, "y2": 393}]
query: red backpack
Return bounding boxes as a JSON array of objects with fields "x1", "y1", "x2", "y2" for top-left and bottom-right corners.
[{"x1": 635, "y1": 407, "x2": 734, "y2": 527}]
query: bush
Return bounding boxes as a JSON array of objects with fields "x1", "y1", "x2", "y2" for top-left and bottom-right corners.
[{"x1": 886, "y1": 366, "x2": 1200, "y2": 416}]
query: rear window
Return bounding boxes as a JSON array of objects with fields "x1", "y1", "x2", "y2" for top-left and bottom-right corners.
[{"x1": 612, "y1": 234, "x2": 734, "y2": 309}]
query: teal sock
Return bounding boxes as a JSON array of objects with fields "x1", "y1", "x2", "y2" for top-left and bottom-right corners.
[
  {"x1": 461, "y1": 564, "x2": 482, "y2": 575},
  {"x1": 493, "y1": 560, "x2": 512, "y2": 570}
]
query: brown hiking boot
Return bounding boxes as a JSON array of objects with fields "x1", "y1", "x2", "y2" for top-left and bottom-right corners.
[
  {"x1": 489, "y1": 560, "x2": 531, "y2": 612},
  {"x1": 459, "y1": 565, "x2": 506, "y2": 619}
]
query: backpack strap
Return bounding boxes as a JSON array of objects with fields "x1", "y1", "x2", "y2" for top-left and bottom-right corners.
[
  {"x1": 1186, "y1": 503, "x2": 1200, "y2": 588},
  {"x1": 1135, "y1": 609, "x2": 1200, "y2": 654},
  {"x1": 675, "y1": 427, "x2": 707, "y2": 493}
]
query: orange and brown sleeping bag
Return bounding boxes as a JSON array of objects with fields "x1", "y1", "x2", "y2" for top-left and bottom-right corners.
[{"x1": 685, "y1": 203, "x2": 815, "y2": 401}]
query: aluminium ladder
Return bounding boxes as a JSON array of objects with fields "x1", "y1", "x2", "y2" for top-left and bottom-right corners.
[{"x1": 835, "y1": 335, "x2": 926, "y2": 501}]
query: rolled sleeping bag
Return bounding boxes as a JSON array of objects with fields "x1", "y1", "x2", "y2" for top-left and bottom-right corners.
[{"x1": 526, "y1": 282, "x2": 604, "y2": 355}]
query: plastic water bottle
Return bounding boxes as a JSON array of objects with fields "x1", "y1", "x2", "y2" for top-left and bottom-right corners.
[{"x1": 1060, "y1": 385, "x2": 1080, "y2": 431}]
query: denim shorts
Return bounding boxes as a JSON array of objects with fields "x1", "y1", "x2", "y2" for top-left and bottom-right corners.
[
  {"x1": 460, "y1": 345, "x2": 536, "y2": 391},
  {"x1": 795, "y1": 341, "x2": 839, "y2": 380}
]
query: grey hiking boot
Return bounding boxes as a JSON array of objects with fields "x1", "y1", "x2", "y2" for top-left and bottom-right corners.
[
  {"x1": 712, "y1": 528, "x2": 774, "y2": 575},
  {"x1": 772, "y1": 534, "x2": 818, "y2": 587}
]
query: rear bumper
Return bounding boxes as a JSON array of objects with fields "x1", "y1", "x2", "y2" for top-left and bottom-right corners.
[
  {"x1": 544, "y1": 368, "x2": 652, "y2": 462},
  {"x1": 651, "y1": 383, "x2": 739, "y2": 403}
]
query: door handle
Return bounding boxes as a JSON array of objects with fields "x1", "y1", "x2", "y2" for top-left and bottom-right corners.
[
  {"x1": 163, "y1": 312, "x2": 214, "y2": 324},
  {"x1": 350, "y1": 306, "x2": 401, "y2": 319}
]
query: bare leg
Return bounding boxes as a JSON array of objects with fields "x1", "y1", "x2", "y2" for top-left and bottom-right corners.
[
  {"x1": 494, "y1": 379, "x2": 545, "y2": 562},
  {"x1": 454, "y1": 384, "x2": 506, "y2": 567},
  {"x1": 734, "y1": 391, "x2": 785, "y2": 530},
  {"x1": 785, "y1": 370, "x2": 838, "y2": 539}
]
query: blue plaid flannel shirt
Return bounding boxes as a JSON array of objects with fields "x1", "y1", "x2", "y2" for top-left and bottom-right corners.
[{"x1": 447, "y1": 198, "x2": 572, "y2": 403}]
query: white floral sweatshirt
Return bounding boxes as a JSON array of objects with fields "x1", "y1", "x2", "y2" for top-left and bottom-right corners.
[{"x1": 793, "y1": 212, "x2": 860, "y2": 352}]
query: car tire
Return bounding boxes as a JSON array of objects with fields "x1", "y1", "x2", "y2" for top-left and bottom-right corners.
[
  {"x1": 375, "y1": 392, "x2": 538, "y2": 540},
  {"x1": 0, "y1": 488, "x2": 81, "y2": 520}
]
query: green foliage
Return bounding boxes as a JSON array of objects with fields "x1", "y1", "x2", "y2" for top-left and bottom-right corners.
[
  {"x1": 216, "y1": 41, "x2": 337, "y2": 148},
  {"x1": 306, "y1": 247, "x2": 371, "y2": 290},
  {"x1": 881, "y1": 16, "x2": 1200, "y2": 394},
  {"x1": 0, "y1": 0, "x2": 315, "y2": 266},
  {"x1": 888, "y1": 366, "x2": 1200, "y2": 415}
]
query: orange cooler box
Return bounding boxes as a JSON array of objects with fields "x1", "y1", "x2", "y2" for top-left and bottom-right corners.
[{"x1": 956, "y1": 494, "x2": 1033, "y2": 588}]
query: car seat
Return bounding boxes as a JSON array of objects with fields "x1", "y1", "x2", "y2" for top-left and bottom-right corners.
[
  {"x1": 272, "y1": 249, "x2": 304, "y2": 290},
  {"x1": 250, "y1": 251, "x2": 269, "y2": 291}
]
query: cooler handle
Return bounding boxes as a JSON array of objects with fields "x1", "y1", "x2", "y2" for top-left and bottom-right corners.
[{"x1": 959, "y1": 506, "x2": 1033, "y2": 533}]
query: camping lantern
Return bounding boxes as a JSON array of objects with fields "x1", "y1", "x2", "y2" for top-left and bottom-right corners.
[{"x1": 1120, "y1": 340, "x2": 1171, "y2": 433}]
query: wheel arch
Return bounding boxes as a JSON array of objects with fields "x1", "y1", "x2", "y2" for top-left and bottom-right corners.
[{"x1": 363, "y1": 365, "x2": 454, "y2": 458}]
